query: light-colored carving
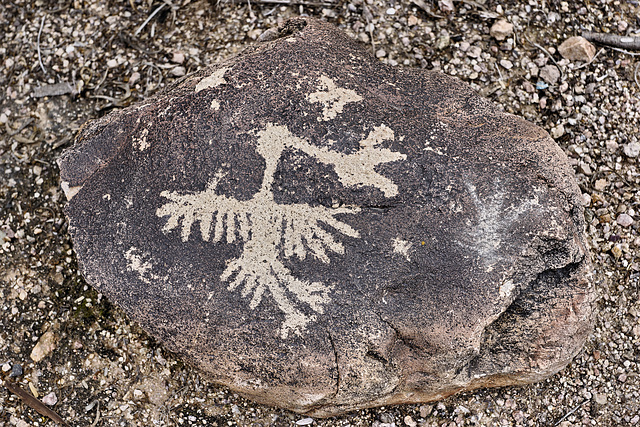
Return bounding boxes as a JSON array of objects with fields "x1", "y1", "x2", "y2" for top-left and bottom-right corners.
[
  {"x1": 392, "y1": 238, "x2": 412, "y2": 261},
  {"x1": 133, "y1": 128, "x2": 150, "y2": 151},
  {"x1": 195, "y1": 67, "x2": 230, "y2": 93},
  {"x1": 457, "y1": 180, "x2": 541, "y2": 271},
  {"x1": 306, "y1": 75, "x2": 363, "y2": 121},
  {"x1": 125, "y1": 247, "x2": 165, "y2": 285},
  {"x1": 157, "y1": 123, "x2": 405, "y2": 337}
]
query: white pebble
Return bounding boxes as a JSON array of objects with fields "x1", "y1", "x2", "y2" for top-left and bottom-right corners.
[
  {"x1": 616, "y1": 213, "x2": 634, "y2": 227},
  {"x1": 296, "y1": 418, "x2": 314, "y2": 426},
  {"x1": 106, "y1": 59, "x2": 118, "y2": 68},
  {"x1": 386, "y1": 7, "x2": 396, "y2": 15},
  {"x1": 42, "y1": 392, "x2": 58, "y2": 406},
  {"x1": 623, "y1": 141, "x2": 640, "y2": 158},
  {"x1": 171, "y1": 66, "x2": 186, "y2": 77}
]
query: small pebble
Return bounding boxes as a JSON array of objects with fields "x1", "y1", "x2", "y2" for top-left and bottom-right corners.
[
  {"x1": 490, "y1": 19, "x2": 513, "y2": 41},
  {"x1": 616, "y1": 213, "x2": 634, "y2": 227},
  {"x1": 623, "y1": 141, "x2": 640, "y2": 158},
  {"x1": 499, "y1": 59, "x2": 513, "y2": 69},
  {"x1": 106, "y1": 59, "x2": 118, "y2": 68},
  {"x1": 539, "y1": 65, "x2": 560, "y2": 85},
  {"x1": 379, "y1": 412, "x2": 394, "y2": 423},
  {"x1": 42, "y1": 392, "x2": 58, "y2": 406},
  {"x1": 171, "y1": 51, "x2": 185, "y2": 64},
  {"x1": 296, "y1": 418, "x2": 314, "y2": 425},
  {"x1": 419, "y1": 404, "x2": 433, "y2": 417},
  {"x1": 558, "y1": 36, "x2": 596, "y2": 62},
  {"x1": 594, "y1": 179, "x2": 608, "y2": 192},
  {"x1": 10, "y1": 363, "x2": 23, "y2": 377},
  {"x1": 171, "y1": 66, "x2": 186, "y2": 77},
  {"x1": 1, "y1": 363, "x2": 10, "y2": 372},
  {"x1": 404, "y1": 415, "x2": 417, "y2": 427}
]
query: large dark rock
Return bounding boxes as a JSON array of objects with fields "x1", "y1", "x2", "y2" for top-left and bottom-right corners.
[{"x1": 58, "y1": 18, "x2": 594, "y2": 417}]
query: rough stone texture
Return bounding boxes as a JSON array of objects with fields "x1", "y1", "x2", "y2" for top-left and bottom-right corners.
[
  {"x1": 489, "y1": 19, "x2": 514, "y2": 41},
  {"x1": 558, "y1": 36, "x2": 597, "y2": 62},
  {"x1": 57, "y1": 18, "x2": 593, "y2": 417}
]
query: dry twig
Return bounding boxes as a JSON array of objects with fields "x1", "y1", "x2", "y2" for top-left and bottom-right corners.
[
  {"x1": 525, "y1": 35, "x2": 564, "y2": 79},
  {"x1": 582, "y1": 32, "x2": 640, "y2": 51},
  {"x1": 37, "y1": 15, "x2": 47, "y2": 75},
  {"x1": 2, "y1": 379, "x2": 69, "y2": 426},
  {"x1": 134, "y1": 3, "x2": 167, "y2": 36}
]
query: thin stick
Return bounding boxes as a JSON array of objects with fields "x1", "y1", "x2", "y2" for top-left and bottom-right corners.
[
  {"x1": 525, "y1": 35, "x2": 564, "y2": 79},
  {"x1": 554, "y1": 400, "x2": 587, "y2": 426},
  {"x1": 609, "y1": 47, "x2": 640, "y2": 56},
  {"x1": 37, "y1": 15, "x2": 47, "y2": 75},
  {"x1": 2, "y1": 379, "x2": 69, "y2": 426},
  {"x1": 582, "y1": 32, "x2": 640, "y2": 51},
  {"x1": 134, "y1": 3, "x2": 166, "y2": 36},
  {"x1": 575, "y1": 47, "x2": 605, "y2": 70}
]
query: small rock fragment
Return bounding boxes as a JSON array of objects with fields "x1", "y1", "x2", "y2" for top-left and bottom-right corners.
[
  {"x1": 171, "y1": 66, "x2": 186, "y2": 77},
  {"x1": 490, "y1": 19, "x2": 513, "y2": 41},
  {"x1": 420, "y1": 405, "x2": 433, "y2": 417},
  {"x1": 10, "y1": 363, "x2": 23, "y2": 377},
  {"x1": 296, "y1": 418, "x2": 314, "y2": 426},
  {"x1": 30, "y1": 330, "x2": 58, "y2": 362},
  {"x1": 617, "y1": 213, "x2": 634, "y2": 227},
  {"x1": 106, "y1": 59, "x2": 118, "y2": 68},
  {"x1": 594, "y1": 179, "x2": 607, "y2": 192},
  {"x1": 438, "y1": 0, "x2": 455, "y2": 13},
  {"x1": 500, "y1": 59, "x2": 513, "y2": 69},
  {"x1": 1, "y1": 363, "x2": 10, "y2": 372},
  {"x1": 550, "y1": 124, "x2": 565, "y2": 139},
  {"x1": 404, "y1": 415, "x2": 417, "y2": 427},
  {"x1": 540, "y1": 65, "x2": 560, "y2": 84},
  {"x1": 623, "y1": 141, "x2": 640, "y2": 158},
  {"x1": 595, "y1": 393, "x2": 607, "y2": 405},
  {"x1": 42, "y1": 392, "x2": 58, "y2": 406},
  {"x1": 407, "y1": 15, "x2": 419, "y2": 26},
  {"x1": 558, "y1": 36, "x2": 596, "y2": 62},
  {"x1": 171, "y1": 51, "x2": 185, "y2": 64}
]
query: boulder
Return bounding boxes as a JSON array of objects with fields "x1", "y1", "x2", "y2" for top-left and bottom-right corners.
[{"x1": 58, "y1": 18, "x2": 594, "y2": 417}]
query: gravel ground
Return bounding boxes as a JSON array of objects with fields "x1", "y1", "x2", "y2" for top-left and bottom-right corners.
[{"x1": 1, "y1": 0, "x2": 639, "y2": 425}]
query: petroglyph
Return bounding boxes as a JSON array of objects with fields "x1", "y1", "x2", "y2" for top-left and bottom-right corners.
[
  {"x1": 125, "y1": 247, "x2": 165, "y2": 285},
  {"x1": 457, "y1": 180, "x2": 541, "y2": 270},
  {"x1": 195, "y1": 67, "x2": 231, "y2": 93},
  {"x1": 156, "y1": 122, "x2": 405, "y2": 337},
  {"x1": 392, "y1": 238, "x2": 412, "y2": 261},
  {"x1": 133, "y1": 128, "x2": 150, "y2": 151},
  {"x1": 306, "y1": 75, "x2": 363, "y2": 121}
]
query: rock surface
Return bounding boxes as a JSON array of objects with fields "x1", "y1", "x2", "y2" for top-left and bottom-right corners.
[{"x1": 58, "y1": 18, "x2": 593, "y2": 417}]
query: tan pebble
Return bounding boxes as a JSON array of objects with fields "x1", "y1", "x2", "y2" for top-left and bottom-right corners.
[
  {"x1": 558, "y1": 36, "x2": 596, "y2": 62},
  {"x1": 490, "y1": 19, "x2": 513, "y2": 41},
  {"x1": 30, "y1": 330, "x2": 58, "y2": 362},
  {"x1": 404, "y1": 415, "x2": 417, "y2": 427},
  {"x1": 594, "y1": 179, "x2": 607, "y2": 192}
]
